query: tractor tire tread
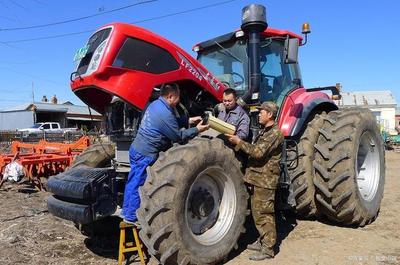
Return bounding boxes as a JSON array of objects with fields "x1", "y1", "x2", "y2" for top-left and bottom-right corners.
[{"x1": 313, "y1": 109, "x2": 385, "y2": 226}]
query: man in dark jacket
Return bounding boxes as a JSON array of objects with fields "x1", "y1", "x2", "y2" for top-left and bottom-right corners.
[
  {"x1": 226, "y1": 101, "x2": 283, "y2": 260},
  {"x1": 122, "y1": 83, "x2": 209, "y2": 224}
]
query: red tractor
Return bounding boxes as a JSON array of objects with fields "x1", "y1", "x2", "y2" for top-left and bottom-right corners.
[{"x1": 47, "y1": 4, "x2": 385, "y2": 264}]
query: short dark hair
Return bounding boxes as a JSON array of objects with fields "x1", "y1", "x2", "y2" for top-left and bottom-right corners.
[
  {"x1": 223, "y1": 88, "x2": 237, "y2": 98},
  {"x1": 160, "y1": 83, "x2": 180, "y2": 97}
]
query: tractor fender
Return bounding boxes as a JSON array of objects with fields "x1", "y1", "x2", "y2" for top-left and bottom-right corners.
[
  {"x1": 289, "y1": 98, "x2": 338, "y2": 137},
  {"x1": 278, "y1": 88, "x2": 338, "y2": 137}
]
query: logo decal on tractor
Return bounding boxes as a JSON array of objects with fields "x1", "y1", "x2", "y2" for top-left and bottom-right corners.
[
  {"x1": 197, "y1": 68, "x2": 221, "y2": 92},
  {"x1": 177, "y1": 52, "x2": 221, "y2": 92},
  {"x1": 177, "y1": 53, "x2": 203, "y2": 82}
]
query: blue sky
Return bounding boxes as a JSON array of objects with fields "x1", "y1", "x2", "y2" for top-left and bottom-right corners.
[{"x1": 0, "y1": 0, "x2": 399, "y2": 110}]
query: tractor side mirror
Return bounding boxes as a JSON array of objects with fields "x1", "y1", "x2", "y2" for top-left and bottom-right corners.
[{"x1": 284, "y1": 37, "x2": 299, "y2": 64}]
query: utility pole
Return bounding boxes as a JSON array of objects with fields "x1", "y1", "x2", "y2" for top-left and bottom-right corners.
[
  {"x1": 32, "y1": 81, "x2": 37, "y2": 124},
  {"x1": 31, "y1": 81, "x2": 35, "y2": 103}
]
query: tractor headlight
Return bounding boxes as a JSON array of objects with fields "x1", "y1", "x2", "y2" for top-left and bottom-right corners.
[{"x1": 87, "y1": 39, "x2": 108, "y2": 75}]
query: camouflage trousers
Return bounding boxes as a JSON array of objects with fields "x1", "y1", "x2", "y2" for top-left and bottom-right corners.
[{"x1": 251, "y1": 186, "x2": 276, "y2": 250}]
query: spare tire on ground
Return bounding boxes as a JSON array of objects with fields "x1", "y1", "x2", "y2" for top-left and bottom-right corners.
[
  {"x1": 137, "y1": 137, "x2": 248, "y2": 265},
  {"x1": 313, "y1": 108, "x2": 385, "y2": 226}
]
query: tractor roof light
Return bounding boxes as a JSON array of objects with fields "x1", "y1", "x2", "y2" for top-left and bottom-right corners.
[
  {"x1": 235, "y1": 30, "x2": 245, "y2": 38},
  {"x1": 193, "y1": 45, "x2": 200, "y2": 52},
  {"x1": 300, "y1": 22, "x2": 311, "y2": 46},
  {"x1": 302, "y1": 23, "x2": 311, "y2": 34}
]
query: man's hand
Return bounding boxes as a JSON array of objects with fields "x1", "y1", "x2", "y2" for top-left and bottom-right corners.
[
  {"x1": 196, "y1": 120, "x2": 210, "y2": 133},
  {"x1": 189, "y1": 116, "x2": 202, "y2": 125},
  {"x1": 225, "y1": 134, "x2": 241, "y2": 145}
]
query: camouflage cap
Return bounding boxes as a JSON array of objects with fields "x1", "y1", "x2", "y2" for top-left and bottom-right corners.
[{"x1": 257, "y1": 101, "x2": 279, "y2": 118}]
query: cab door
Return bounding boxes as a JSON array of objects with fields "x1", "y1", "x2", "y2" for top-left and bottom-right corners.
[{"x1": 259, "y1": 39, "x2": 302, "y2": 106}]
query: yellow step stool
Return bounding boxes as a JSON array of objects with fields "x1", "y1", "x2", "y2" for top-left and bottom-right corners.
[{"x1": 118, "y1": 221, "x2": 146, "y2": 265}]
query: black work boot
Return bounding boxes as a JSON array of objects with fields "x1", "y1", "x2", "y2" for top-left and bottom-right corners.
[
  {"x1": 249, "y1": 247, "x2": 274, "y2": 261},
  {"x1": 247, "y1": 240, "x2": 261, "y2": 251}
]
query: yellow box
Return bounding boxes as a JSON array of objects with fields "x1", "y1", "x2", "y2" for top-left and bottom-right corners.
[{"x1": 207, "y1": 115, "x2": 236, "y2": 135}]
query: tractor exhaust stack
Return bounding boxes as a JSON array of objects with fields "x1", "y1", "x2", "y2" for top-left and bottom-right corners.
[{"x1": 240, "y1": 4, "x2": 267, "y2": 104}]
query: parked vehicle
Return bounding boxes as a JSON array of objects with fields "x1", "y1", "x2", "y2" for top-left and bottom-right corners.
[{"x1": 18, "y1": 122, "x2": 78, "y2": 136}]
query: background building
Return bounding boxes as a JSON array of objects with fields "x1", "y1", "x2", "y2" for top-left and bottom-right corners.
[
  {"x1": 0, "y1": 101, "x2": 102, "y2": 130},
  {"x1": 395, "y1": 107, "x2": 400, "y2": 134},
  {"x1": 335, "y1": 90, "x2": 397, "y2": 135}
]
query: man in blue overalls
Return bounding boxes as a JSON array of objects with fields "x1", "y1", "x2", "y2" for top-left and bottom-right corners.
[{"x1": 122, "y1": 83, "x2": 209, "y2": 224}]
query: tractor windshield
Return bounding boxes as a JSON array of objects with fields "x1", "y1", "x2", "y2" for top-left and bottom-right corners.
[
  {"x1": 197, "y1": 37, "x2": 302, "y2": 105},
  {"x1": 198, "y1": 39, "x2": 248, "y2": 96}
]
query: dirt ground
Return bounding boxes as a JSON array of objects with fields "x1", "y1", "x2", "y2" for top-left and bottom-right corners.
[{"x1": 0, "y1": 152, "x2": 399, "y2": 265}]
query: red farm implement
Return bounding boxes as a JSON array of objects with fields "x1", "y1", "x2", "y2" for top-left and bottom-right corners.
[{"x1": 0, "y1": 136, "x2": 90, "y2": 190}]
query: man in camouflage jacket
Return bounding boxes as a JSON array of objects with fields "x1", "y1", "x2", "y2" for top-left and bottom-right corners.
[{"x1": 226, "y1": 101, "x2": 284, "y2": 260}]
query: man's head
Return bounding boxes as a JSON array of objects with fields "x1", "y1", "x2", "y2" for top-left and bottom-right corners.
[
  {"x1": 161, "y1": 83, "x2": 180, "y2": 108},
  {"x1": 222, "y1": 88, "x2": 238, "y2": 111},
  {"x1": 257, "y1": 101, "x2": 279, "y2": 126}
]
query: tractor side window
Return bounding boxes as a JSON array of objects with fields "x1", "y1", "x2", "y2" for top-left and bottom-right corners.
[
  {"x1": 113, "y1": 38, "x2": 179, "y2": 74},
  {"x1": 232, "y1": 61, "x2": 246, "y2": 92},
  {"x1": 259, "y1": 47, "x2": 282, "y2": 102},
  {"x1": 259, "y1": 39, "x2": 302, "y2": 106}
]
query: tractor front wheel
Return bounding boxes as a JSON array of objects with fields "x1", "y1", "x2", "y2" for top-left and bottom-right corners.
[
  {"x1": 137, "y1": 137, "x2": 248, "y2": 265},
  {"x1": 69, "y1": 140, "x2": 115, "y2": 236},
  {"x1": 70, "y1": 141, "x2": 115, "y2": 169}
]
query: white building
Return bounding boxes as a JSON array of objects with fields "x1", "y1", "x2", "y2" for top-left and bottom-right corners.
[
  {"x1": 336, "y1": 91, "x2": 397, "y2": 134},
  {"x1": 0, "y1": 101, "x2": 102, "y2": 130}
]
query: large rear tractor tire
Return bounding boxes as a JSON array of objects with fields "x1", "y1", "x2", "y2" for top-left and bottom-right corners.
[
  {"x1": 289, "y1": 113, "x2": 325, "y2": 218},
  {"x1": 137, "y1": 137, "x2": 248, "y2": 265},
  {"x1": 313, "y1": 109, "x2": 385, "y2": 226}
]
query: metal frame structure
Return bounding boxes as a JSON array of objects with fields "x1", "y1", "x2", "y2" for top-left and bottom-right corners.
[{"x1": 0, "y1": 136, "x2": 90, "y2": 190}]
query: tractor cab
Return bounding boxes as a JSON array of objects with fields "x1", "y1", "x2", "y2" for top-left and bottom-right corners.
[
  {"x1": 193, "y1": 4, "x2": 311, "y2": 138},
  {"x1": 196, "y1": 31, "x2": 303, "y2": 107}
]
